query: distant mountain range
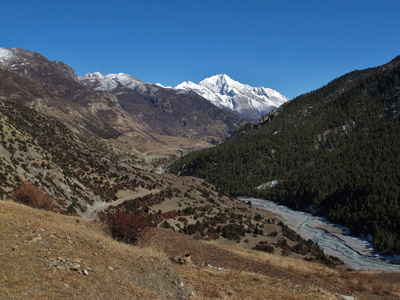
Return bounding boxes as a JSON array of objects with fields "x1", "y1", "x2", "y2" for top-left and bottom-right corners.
[
  {"x1": 0, "y1": 47, "x2": 245, "y2": 162},
  {"x1": 81, "y1": 72, "x2": 289, "y2": 121},
  {"x1": 0, "y1": 47, "x2": 288, "y2": 124},
  {"x1": 175, "y1": 74, "x2": 289, "y2": 121}
]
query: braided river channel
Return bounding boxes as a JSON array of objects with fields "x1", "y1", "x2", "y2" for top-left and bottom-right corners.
[{"x1": 239, "y1": 197, "x2": 400, "y2": 271}]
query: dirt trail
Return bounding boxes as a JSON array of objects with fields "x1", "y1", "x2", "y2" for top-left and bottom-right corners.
[{"x1": 83, "y1": 188, "x2": 158, "y2": 220}]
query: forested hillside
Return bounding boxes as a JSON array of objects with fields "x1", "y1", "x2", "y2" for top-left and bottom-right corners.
[{"x1": 169, "y1": 56, "x2": 400, "y2": 254}]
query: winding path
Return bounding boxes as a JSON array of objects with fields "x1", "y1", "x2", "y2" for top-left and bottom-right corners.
[{"x1": 83, "y1": 188, "x2": 159, "y2": 220}]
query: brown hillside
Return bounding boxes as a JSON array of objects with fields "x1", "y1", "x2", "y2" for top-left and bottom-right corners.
[{"x1": 1, "y1": 201, "x2": 399, "y2": 299}]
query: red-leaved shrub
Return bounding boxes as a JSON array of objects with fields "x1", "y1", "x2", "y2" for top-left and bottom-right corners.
[
  {"x1": 104, "y1": 208, "x2": 152, "y2": 244},
  {"x1": 253, "y1": 241, "x2": 275, "y2": 254}
]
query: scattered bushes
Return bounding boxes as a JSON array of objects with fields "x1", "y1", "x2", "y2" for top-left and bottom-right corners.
[{"x1": 12, "y1": 183, "x2": 59, "y2": 212}]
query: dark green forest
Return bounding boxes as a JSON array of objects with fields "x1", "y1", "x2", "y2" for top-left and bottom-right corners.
[{"x1": 169, "y1": 56, "x2": 400, "y2": 254}]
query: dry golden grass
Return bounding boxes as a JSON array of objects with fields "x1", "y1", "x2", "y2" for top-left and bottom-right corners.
[
  {"x1": 145, "y1": 228, "x2": 400, "y2": 300},
  {"x1": 145, "y1": 229, "x2": 345, "y2": 299},
  {"x1": 1, "y1": 200, "x2": 399, "y2": 300},
  {"x1": 0, "y1": 200, "x2": 189, "y2": 299},
  {"x1": 226, "y1": 244, "x2": 400, "y2": 299}
]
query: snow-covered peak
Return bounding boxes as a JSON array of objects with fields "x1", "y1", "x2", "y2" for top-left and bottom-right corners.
[
  {"x1": 175, "y1": 74, "x2": 289, "y2": 120},
  {"x1": 200, "y1": 74, "x2": 238, "y2": 88},
  {"x1": 80, "y1": 72, "x2": 144, "y2": 92}
]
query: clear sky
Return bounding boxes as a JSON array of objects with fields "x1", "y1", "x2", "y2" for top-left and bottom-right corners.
[{"x1": 1, "y1": 0, "x2": 399, "y2": 99}]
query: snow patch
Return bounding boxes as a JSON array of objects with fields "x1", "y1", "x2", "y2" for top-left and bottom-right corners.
[
  {"x1": 257, "y1": 180, "x2": 279, "y2": 190},
  {"x1": 0, "y1": 47, "x2": 18, "y2": 69}
]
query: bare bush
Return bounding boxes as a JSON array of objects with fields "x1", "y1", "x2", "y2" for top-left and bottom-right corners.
[{"x1": 12, "y1": 183, "x2": 58, "y2": 212}]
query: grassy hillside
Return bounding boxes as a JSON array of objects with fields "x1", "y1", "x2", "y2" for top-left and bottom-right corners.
[
  {"x1": 2, "y1": 200, "x2": 399, "y2": 299},
  {"x1": 169, "y1": 56, "x2": 400, "y2": 254}
]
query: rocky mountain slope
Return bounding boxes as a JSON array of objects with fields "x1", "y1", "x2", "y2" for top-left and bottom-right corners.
[
  {"x1": 0, "y1": 47, "x2": 245, "y2": 166},
  {"x1": 79, "y1": 71, "x2": 245, "y2": 145},
  {"x1": 170, "y1": 55, "x2": 400, "y2": 255},
  {"x1": 175, "y1": 74, "x2": 289, "y2": 120}
]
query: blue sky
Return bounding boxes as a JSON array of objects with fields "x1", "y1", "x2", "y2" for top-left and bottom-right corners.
[{"x1": 2, "y1": 0, "x2": 399, "y2": 98}]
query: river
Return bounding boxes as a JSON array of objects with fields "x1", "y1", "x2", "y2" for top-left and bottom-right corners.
[{"x1": 239, "y1": 197, "x2": 400, "y2": 271}]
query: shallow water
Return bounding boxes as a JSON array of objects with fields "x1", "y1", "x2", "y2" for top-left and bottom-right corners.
[{"x1": 239, "y1": 197, "x2": 400, "y2": 271}]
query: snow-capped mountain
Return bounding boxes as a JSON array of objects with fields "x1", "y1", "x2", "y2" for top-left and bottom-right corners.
[{"x1": 175, "y1": 74, "x2": 289, "y2": 120}]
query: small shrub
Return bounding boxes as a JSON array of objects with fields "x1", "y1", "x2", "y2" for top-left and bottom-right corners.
[
  {"x1": 207, "y1": 232, "x2": 220, "y2": 240},
  {"x1": 193, "y1": 231, "x2": 203, "y2": 240},
  {"x1": 161, "y1": 220, "x2": 171, "y2": 229},
  {"x1": 267, "y1": 230, "x2": 278, "y2": 237},
  {"x1": 281, "y1": 246, "x2": 291, "y2": 256},
  {"x1": 12, "y1": 183, "x2": 58, "y2": 212},
  {"x1": 253, "y1": 241, "x2": 275, "y2": 253},
  {"x1": 103, "y1": 208, "x2": 152, "y2": 244},
  {"x1": 221, "y1": 224, "x2": 246, "y2": 241}
]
